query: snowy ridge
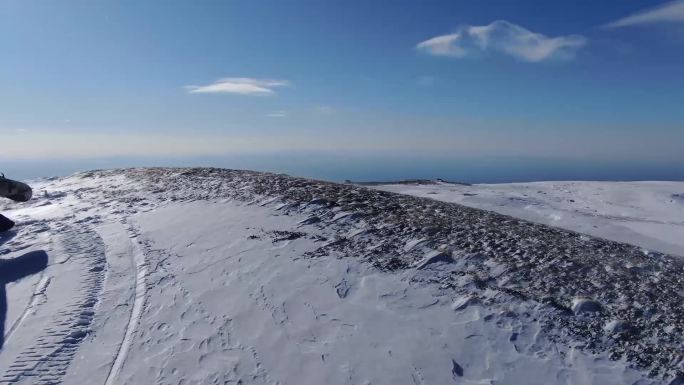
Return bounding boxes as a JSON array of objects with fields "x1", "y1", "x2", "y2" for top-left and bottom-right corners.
[
  {"x1": 0, "y1": 167, "x2": 682, "y2": 384},
  {"x1": 125, "y1": 168, "x2": 684, "y2": 380}
]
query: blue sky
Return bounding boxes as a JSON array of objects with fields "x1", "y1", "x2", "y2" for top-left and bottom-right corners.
[{"x1": 1, "y1": 1, "x2": 683, "y2": 168}]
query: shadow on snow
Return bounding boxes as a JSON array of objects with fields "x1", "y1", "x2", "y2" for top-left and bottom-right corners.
[{"x1": 0, "y1": 250, "x2": 49, "y2": 349}]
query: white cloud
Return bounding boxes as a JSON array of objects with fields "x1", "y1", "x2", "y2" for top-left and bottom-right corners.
[
  {"x1": 186, "y1": 77, "x2": 290, "y2": 96},
  {"x1": 267, "y1": 110, "x2": 288, "y2": 118},
  {"x1": 416, "y1": 20, "x2": 586, "y2": 62},
  {"x1": 417, "y1": 34, "x2": 468, "y2": 57},
  {"x1": 604, "y1": 0, "x2": 684, "y2": 28}
]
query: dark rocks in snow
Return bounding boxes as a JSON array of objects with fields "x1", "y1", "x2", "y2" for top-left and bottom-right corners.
[
  {"x1": 270, "y1": 230, "x2": 306, "y2": 242},
  {"x1": 374, "y1": 256, "x2": 410, "y2": 271},
  {"x1": 306, "y1": 197, "x2": 334, "y2": 207}
]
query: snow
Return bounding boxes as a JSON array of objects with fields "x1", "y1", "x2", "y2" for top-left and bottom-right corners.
[
  {"x1": 374, "y1": 181, "x2": 684, "y2": 258},
  {"x1": 0, "y1": 169, "x2": 682, "y2": 384}
]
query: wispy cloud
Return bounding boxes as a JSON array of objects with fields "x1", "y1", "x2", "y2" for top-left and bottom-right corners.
[
  {"x1": 604, "y1": 0, "x2": 684, "y2": 28},
  {"x1": 267, "y1": 110, "x2": 288, "y2": 118},
  {"x1": 416, "y1": 20, "x2": 586, "y2": 62},
  {"x1": 186, "y1": 77, "x2": 290, "y2": 96}
]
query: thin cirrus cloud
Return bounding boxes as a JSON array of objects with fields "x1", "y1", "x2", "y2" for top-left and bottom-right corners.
[
  {"x1": 267, "y1": 111, "x2": 288, "y2": 118},
  {"x1": 604, "y1": 0, "x2": 684, "y2": 28},
  {"x1": 416, "y1": 20, "x2": 586, "y2": 62},
  {"x1": 186, "y1": 77, "x2": 290, "y2": 96}
]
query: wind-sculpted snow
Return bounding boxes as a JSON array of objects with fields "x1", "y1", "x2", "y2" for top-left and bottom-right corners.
[
  {"x1": 0, "y1": 167, "x2": 682, "y2": 384},
  {"x1": 94, "y1": 167, "x2": 682, "y2": 381}
]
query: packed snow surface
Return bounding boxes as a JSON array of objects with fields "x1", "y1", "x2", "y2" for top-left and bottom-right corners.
[{"x1": 0, "y1": 168, "x2": 683, "y2": 385}]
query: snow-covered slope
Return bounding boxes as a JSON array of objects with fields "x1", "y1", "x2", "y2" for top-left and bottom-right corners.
[
  {"x1": 374, "y1": 181, "x2": 684, "y2": 258},
  {"x1": 0, "y1": 169, "x2": 682, "y2": 385}
]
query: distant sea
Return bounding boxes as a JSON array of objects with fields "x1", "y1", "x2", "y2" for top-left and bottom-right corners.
[{"x1": 3, "y1": 153, "x2": 684, "y2": 184}]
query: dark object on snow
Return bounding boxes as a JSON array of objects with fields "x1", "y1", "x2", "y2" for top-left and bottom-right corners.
[
  {"x1": 451, "y1": 359, "x2": 464, "y2": 378},
  {"x1": 0, "y1": 214, "x2": 14, "y2": 233},
  {"x1": 0, "y1": 174, "x2": 33, "y2": 202}
]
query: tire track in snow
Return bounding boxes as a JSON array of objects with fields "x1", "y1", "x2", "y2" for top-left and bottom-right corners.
[
  {"x1": 0, "y1": 225, "x2": 106, "y2": 385},
  {"x1": 103, "y1": 227, "x2": 147, "y2": 385},
  {"x1": 2, "y1": 275, "x2": 51, "y2": 346}
]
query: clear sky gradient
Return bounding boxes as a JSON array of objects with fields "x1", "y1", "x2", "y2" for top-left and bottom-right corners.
[{"x1": 1, "y1": 1, "x2": 683, "y2": 177}]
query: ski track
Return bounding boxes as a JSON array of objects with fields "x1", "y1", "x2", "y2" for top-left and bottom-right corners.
[
  {"x1": 103, "y1": 225, "x2": 147, "y2": 385},
  {"x1": 0, "y1": 225, "x2": 106, "y2": 385}
]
